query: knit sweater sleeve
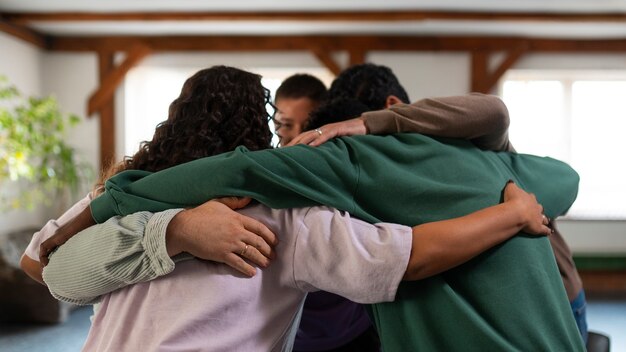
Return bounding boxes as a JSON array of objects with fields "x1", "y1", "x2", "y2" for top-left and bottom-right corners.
[
  {"x1": 43, "y1": 209, "x2": 186, "y2": 305},
  {"x1": 362, "y1": 93, "x2": 515, "y2": 152}
]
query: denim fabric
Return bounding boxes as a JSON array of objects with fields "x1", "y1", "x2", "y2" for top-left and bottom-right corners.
[{"x1": 571, "y1": 289, "x2": 588, "y2": 344}]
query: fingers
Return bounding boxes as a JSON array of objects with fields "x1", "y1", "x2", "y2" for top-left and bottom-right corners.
[
  {"x1": 239, "y1": 226, "x2": 276, "y2": 260},
  {"x1": 39, "y1": 245, "x2": 52, "y2": 266},
  {"x1": 238, "y1": 239, "x2": 273, "y2": 267},
  {"x1": 542, "y1": 214, "x2": 550, "y2": 226},
  {"x1": 39, "y1": 237, "x2": 63, "y2": 266},
  {"x1": 527, "y1": 211, "x2": 552, "y2": 237},
  {"x1": 241, "y1": 216, "x2": 278, "y2": 247},
  {"x1": 215, "y1": 196, "x2": 252, "y2": 210},
  {"x1": 504, "y1": 179, "x2": 554, "y2": 237},
  {"x1": 536, "y1": 225, "x2": 552, "y2": 236},
  {"x1": 285, "y1": 131, "x2": 307, "y2": 146},
  {"x1": 286, "y1": 130, "x2": 322, "y2": 146},
  {"x1": 226, "y1": 238, "x2": 274, "y2": 277},
  {"x1": 307, "y1": 129, "x2": 332, "y2": 147},
  {"x1": 224, "y1": 253, "x2": 257, "y2": 277}
]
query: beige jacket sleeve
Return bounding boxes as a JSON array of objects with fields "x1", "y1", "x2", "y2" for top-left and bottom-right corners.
[{"x1": 362, "y1": 93, "x2": 515, "y2": 152}]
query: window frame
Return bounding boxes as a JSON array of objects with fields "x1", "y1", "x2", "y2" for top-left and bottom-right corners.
[{"x1": 500, "y1": 69, "x2": 626, "y2": 220}]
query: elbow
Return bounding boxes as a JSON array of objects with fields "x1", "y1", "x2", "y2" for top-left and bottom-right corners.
[
  {"x1": 403, "y1": 262, "x2": 429, "y2": 281},
  {"x1": 403, "y1": 251, "x2": 438, "y2": 281},
  {"x1": 41, "y1": 262, "x2": 70, "y2": 301},
  {"x1": 489, "y1": 96, "x2": 511, "y2": 133}
]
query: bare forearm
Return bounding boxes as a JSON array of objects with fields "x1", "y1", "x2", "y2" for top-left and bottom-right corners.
[
  {"x1": 404, "y1": 202, "x2": 525, "y2": 280},
  {"x1": 20, "y1": 255, "x2": 45, "y2": 285},
  {"x1": 39, "y1": 207, "x2": 96, "y2": 265}
]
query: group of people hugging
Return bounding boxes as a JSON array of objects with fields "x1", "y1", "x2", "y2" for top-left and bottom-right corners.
[{"x1": 20, "y1": 63, "x2": 586, "y2": 351}]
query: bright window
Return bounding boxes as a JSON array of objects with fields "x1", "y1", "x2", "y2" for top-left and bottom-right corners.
[
  {"x1": 501, "y1": 71, "x2": 626, "y2": 219},
  {"x1": 124, "y1": 66, "x2": 333, "y2": 155}
]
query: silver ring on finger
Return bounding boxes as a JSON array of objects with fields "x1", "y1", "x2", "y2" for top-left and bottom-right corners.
[
  {"x1": 315, "y1": 128, "x2": 322, "y2": 136},
  {"x1": 240, "y1": 244, "x2": 250, "y2": 256}
]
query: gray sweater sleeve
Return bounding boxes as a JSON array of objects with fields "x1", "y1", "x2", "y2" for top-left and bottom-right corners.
[
  {"x1": 43, "y1": 209, "x2": 187, "y2": 305},
  {"x1": 362, "y1": 93, "x2": 515, "y2": 152}
]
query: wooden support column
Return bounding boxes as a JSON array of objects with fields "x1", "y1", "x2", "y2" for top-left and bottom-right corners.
[
  {"x1": 97, "y1": 52, "x2": 116, "y2": 171},
  {"x1": 90, "y1": 43, "x2": 151, "y2": 170},
  {"x1": 471, "y1": 45, "x2": 527, "y2": 93},
  {"x1": 348, "y1": 49, "x2": 366, "y2": 67},
  {"x1": 311, "y1": 48, "x2": 342, "y2": 76},
  {"x1": 87, "y1": 43, "x2": 151, "y2": 116},
  {"x1": 471, "y1": 51, "x2": 490, "y2": 93}
]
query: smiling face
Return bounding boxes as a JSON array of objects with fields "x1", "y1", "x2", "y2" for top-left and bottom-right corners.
[{"x1": 274, "y1": 97, "x2": 318, "y2": 146}]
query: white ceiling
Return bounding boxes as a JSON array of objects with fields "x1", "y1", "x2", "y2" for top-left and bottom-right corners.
[
  {"x1": 2, "y1": 0, "x2": 626, "y2": 38},
  {"x1": 1, "y1": 0, "x2": 625, "y2": 12}
]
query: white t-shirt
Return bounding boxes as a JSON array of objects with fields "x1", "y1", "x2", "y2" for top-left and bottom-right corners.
[
  {"x1": 36, "y1": 197, "x2": 412, "y2": 352},
  {"x1": 74, "y1": 204, "x2": 412, "y2": 352}
]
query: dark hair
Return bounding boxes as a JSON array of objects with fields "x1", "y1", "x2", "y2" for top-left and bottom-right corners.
[
  {"x1": 96, "y1": 66, "x2": 272, "y2": 190},
  {"x1": 275, "y1": 73, "x2": 328, "y2": 104},
  {"x1": 305, "y1": 98, "x2": 370, "y2": 131},
  {"x1": 328, "y1": 63, "x2": 410, "y2": 110}
]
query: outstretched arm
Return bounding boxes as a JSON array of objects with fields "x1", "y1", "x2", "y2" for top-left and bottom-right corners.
[
  {"x1": 35, "y1": 196, "x2": 277, "y2": 282},
  {"x1": 43, "y1": 181, "x2": 548, "y2": 304},
  {"x1": 288, "y1": 93, "x2": 513, "y2": 152},
  {"x1": 404, "y1": 181, "x2": 550, "y2": 280},
  {"x1": 43, "y1": 199, "x2": 277, "y2": 305},
  {"x1": 20, "y1": 194, "x2": 93, "y2": 284}
]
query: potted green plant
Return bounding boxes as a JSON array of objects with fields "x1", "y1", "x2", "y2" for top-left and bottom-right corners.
[
  {"x1": 0, "y1": 75, "x2": 93, "y2": 323},
  {"x1": 0, "y1": 75, "x2": 92, "y2": 211}
]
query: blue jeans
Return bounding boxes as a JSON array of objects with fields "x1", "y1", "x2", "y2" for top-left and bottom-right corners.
[{"x1": 571, "y1": 289, "x2": 588, "y2": 344}]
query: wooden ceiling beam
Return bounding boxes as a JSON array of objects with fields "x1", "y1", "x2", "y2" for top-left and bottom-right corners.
[
  {"x1": 47, "y1": 35, "x2": 626, "y2": 53},
  {"x1": 471, "y1": 45, "x2": 527, "y2": 93},
  {"x1": 0, "y1": 18, "x2": 49, "y2": 48},
  {"x1": 483, "y1": 45, "x2": 527, "y2": 92},
  {"x1": 5, "y1": 11, "x2": 626, "y2": 23},
  {"x1": 311, "y1": 48, "x2": 341, "y2": 76},
  {"x1": 87, "y1": 43, "x2": 151, "y2": 117}
]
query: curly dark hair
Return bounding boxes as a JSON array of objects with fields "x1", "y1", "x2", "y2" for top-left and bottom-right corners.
[
  {"x1": 328, "y1": 63, "x2": 410, "y2": 110},
  {"x1": 97, "y1": 66, "x2": 272, "y2": 190}
]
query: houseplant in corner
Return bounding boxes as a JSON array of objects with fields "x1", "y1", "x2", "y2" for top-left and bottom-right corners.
[
  {"x1": 0, "y1": 75, "x2": 91, "y2": 210},
  {"x1": 0, "y1": 75, "x2": 93, "y2": 323}
]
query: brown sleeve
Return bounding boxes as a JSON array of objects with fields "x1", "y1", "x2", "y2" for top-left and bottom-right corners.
[{"x1": 362, "y1": 93, "x2": 515, "y2": 152}]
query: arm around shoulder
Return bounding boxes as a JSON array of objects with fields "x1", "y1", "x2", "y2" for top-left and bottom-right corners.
[
  {"x1": 43, "y1": 210, "x2": 180, "y2": 305},
  {"x1": 362, "y1": 93, "x2": 514, "y2": 151}
]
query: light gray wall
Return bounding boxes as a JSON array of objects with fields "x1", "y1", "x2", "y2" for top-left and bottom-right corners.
[
  {"x1": 0, "y1": 32, "x2": 47, "y2": 234},
  {"x1": 3, "y1": 41, "x2": 625, "y2": 254},
  {"x1": 41, "y1": 52, "x2": 100, "y2": 171}
]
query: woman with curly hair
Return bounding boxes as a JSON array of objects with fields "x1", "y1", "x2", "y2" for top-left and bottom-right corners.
[{"x1": 21, "y1": 65, "x2": 278, "y2": 284}]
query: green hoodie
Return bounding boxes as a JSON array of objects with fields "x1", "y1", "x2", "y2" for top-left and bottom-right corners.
[{"x1": 91, "y1": 134, "x2": 583, "y2": 351}]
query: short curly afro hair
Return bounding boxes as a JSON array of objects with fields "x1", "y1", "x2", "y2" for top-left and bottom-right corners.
[{"x1": 328, "y1": 63, "x2": 410, "y2": 110}]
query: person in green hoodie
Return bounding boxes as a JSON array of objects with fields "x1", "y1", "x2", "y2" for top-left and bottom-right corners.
[
  {"x1": 44, "y1": 126, "x2": 583, "y2": 350},
  {"x1": 38, "y1": 68, "x2": 583, "y2": 351},
  {"x1": 291, "y1": 63, "x2": 588, "y2": 344}
]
